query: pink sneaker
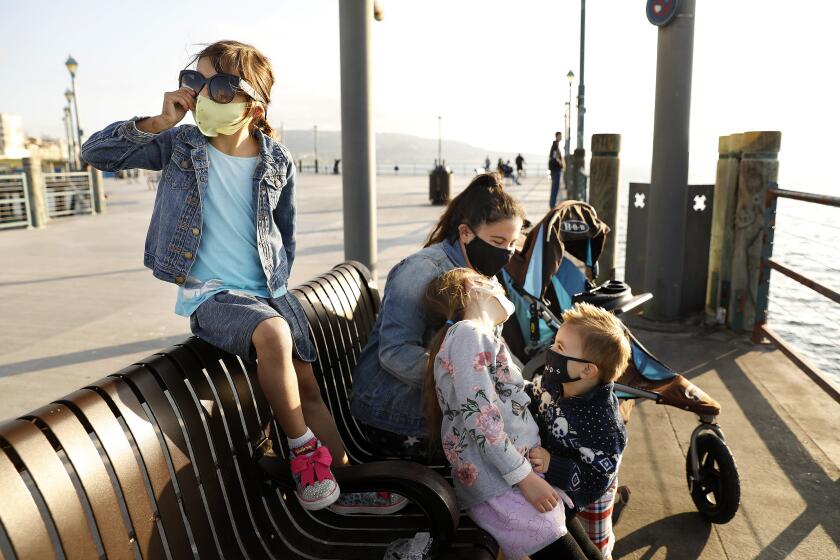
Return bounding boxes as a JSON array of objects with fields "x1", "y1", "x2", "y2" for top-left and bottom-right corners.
[{"x1": 290, "y1": 438, "x2": 340, "y2": 510}]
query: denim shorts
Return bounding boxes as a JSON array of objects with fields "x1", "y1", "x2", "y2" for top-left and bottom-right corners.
[{"x1": 190, "y1": 290, "x2": 317, "y2": 363}]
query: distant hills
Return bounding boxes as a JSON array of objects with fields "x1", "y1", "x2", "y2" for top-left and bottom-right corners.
[
  {"x1": 279, "y1": 129, "x2": 542, "y2": 166},
  {"x1": 278, "y1": 128, "x2": 657, "y2": 182}
]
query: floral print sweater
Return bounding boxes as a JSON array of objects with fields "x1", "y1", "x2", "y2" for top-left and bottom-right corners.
[{"x1": 434, "y1": 320, "x2": 540, "y2": 509}]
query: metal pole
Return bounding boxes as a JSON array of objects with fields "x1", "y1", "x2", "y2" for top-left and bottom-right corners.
[
  {"x1": 91, "y1": 168, "x2": 106, "y2": 214},
  {"x1": 643, "y1": 0, "x2": 696, "y2": 320},
  {"x1": 71, "y1": 75, "x2": 83, "y2": 169},
  {"x1": 565, "y1": 83, "x2": 572, "y2": 162},
  {"x1": 575, "y1": 0, "x2": 586, "y2": 152},
  {"x1": 313, "y1": 125, "x2": 319, "y2": 173},
  {"x1": 339, "y1": 0, "x2": 378, "y2": 278},
  {"x1": 23, "y1": 156, "x2": 48, "y2": 228},
  {"x1": 574, "y1": 0, "x2": 587, "y2": 201},
  {"x1": 437, "y1": 115, "x2": 442, "y2": 166},
  {"x1": 63, "y1": 108, "x2": 74, "y2": 171}
]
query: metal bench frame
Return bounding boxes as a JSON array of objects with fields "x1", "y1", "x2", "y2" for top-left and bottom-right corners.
[{"x1": 0, "y1": 262, "x2": 498, "y2": 559}]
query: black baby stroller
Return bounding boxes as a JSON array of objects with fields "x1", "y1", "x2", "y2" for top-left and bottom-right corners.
[{"x1": 500, "y1": 200, "x2": 741, "y2": 524}]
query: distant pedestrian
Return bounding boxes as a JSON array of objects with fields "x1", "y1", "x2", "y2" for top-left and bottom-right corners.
[
  {"x1": 484, "y1": 155, "x2": 491, "y2": 172},
  {"x1": 333, "y1": 159, "x2": 341, "y2": 174},
  {"x1": 499, "y1": 159, "x2": 521, "y2": 186},
  {"x1": 549, "y1": 132, "x2": 565, "y2": 207},
  {"x1": 515, "y1": 153, "x2": 525, "y2": 178}
]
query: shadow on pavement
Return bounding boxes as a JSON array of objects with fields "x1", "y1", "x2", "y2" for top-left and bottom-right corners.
[
  {"x1": 0, "y1": 267, "x2": 146, "y2": 288},
  {"x1": 626, "y1": 326, "x2": 840, "y2": 557},
  {"x1": 614, "y1": 512, "x2": 712, "y2": 559},
  {"x1": 0, "y1": 335, "x2": 189, "y2": 378}
]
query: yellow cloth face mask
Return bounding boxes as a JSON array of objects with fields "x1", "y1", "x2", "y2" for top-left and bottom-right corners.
[{"x1": 192, "y1": 95, "x2": 253, "y2": 137}]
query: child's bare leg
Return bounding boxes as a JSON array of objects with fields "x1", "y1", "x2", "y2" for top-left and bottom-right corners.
[
  {"x1": 252, "y1": 318, "x2": 307, "y2": 439},
  {"x1": 295, "y1": 358, "x2": 350, "y2": 467}
]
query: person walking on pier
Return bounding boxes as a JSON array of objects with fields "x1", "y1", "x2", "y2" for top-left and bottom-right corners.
[
  {"x1": 516, "y1": 153, "x2": 525, "y2": 178},
  {"x1": 549, "y1": 131, "x2": 565, "y2": 207}
]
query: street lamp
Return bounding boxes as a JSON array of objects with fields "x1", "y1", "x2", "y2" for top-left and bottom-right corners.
[
  {"x1": 64, "y1": 88, "x2": 78, "y2": 170},
  {"x1": 437, "y1": 115, "x2": 442, "y2": 166},
  {"x1": 65, "y1": 55, "x2": 83, "y2": 170},
  {"x1": 63, "y1": 106, "x2": 75, "y2": 170},
  {"x1": 574, "y1": 1, "x2": 587, "y2": 201},
  {"x1": 564, "y1": 70, "x2": 575, "y2": 198},
  {"x1": 313, "y1": 125, "x2": 319, "y2": 173},
  {"x1": 565, "y1": 70, "x2": 574, "y2": 163}
]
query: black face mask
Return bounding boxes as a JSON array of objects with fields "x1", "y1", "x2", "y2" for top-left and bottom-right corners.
[
  {"x1": 464, "y1": 230, "x2": 514, "y2": 277},
  {"x1": 542, "y1": 348, "x2": 593, "y2": 389}
]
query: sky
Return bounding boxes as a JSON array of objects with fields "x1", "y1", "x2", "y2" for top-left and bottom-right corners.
[{"x1": 2, "y1": 0, "x2": 838, "y2": 191}]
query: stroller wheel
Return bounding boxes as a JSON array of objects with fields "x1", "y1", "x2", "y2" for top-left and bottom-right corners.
[{"x1": 685, "y1": 434, "x2": 740, "y2": 524}]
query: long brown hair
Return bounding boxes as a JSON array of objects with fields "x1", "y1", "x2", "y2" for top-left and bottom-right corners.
[
  {"x1": 422, "y1": 268, "x2": 486, "y2": 449},
  {"x1": 190, "y1": 40, "x2": 275, "y2": 138},
  {"x1": 424, "y1": 172, "x2": 526, "y2": 247}
]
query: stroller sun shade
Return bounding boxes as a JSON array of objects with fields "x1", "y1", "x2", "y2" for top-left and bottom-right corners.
[
  {"x1": 505, "y1": 200, "x2": 611, "y2": 299},
  {"x1": 552, "y1": 200, "x2": 610, "y2": 271}
]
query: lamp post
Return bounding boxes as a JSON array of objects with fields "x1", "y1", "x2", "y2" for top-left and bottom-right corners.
[
  {"x1": 564, "y1": 70, "x2": 574, "y2": 198},
  {"x1": 574, "y1": 1, "x2": 587, "y2": 201},
  {"x1": 63, "y1": 106, "x2": 74, "y2": 171},
  {"x1": 313, "y1": 125, "x2": 319, "y2": 173},
  {"x1": 65, "y1": 56, "x2": 83, "y2": 169},
  {"x1": 64, "y1": 89, "x2": 78, "y2": 170},
  {"x1": 437, "y1": 115, "x2": 442, "y2": 166}
]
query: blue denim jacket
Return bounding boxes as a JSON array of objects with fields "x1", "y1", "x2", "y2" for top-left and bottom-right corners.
[
  {"x1": 81, "y1": 119, "x2": 297, "y2": 293},
  {"x1": 350, "y1": 238, "x2": 467, "y2": 436}
]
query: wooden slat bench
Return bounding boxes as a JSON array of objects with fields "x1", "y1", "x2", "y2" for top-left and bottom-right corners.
[{"x1": 0, "y1": 262, "x2": 498, "y2": 560}]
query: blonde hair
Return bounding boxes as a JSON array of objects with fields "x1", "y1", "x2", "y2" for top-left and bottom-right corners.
[
  {"x1": 561, "y1": 302, "x2": 631, "y2": 383},
  {"x1": 190, "y1": 40, "x2": 275, "y2": 138}
]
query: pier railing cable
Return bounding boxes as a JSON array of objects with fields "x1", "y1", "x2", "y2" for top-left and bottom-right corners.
[
  {"x1": 752, "y1": 182, "x2": 840, "y2": 403},
  {"x1": 296, "y1": 160, "x2": 553, "y2": 178}
]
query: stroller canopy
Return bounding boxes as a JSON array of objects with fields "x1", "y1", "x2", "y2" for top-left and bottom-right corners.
[{"x1": 506, "y1": 200, "x2": 611, "y2": 299}]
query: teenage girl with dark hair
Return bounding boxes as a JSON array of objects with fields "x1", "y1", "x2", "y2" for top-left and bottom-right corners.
[{"x1": 350, "y1": 172, "x2": 527, "y2": 460}]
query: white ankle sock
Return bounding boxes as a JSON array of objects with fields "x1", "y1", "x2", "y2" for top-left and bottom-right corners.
[{"x1": 287, "y1": 428, "x2": 315, "y2": 451}]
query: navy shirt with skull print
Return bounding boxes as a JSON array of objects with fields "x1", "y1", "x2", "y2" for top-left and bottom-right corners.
[{"x1": 525, "y1": 379, "x2": 627, "y2": 511}]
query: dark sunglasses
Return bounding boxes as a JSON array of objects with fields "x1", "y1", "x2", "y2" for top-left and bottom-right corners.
[{"x1": 178, "y1": 70, "x2": 266, "y2": 105}]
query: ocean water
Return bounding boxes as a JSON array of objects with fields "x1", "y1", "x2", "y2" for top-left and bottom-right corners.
[{"x1": 613, "y1": 190, "x2": 840, "y2": 385}]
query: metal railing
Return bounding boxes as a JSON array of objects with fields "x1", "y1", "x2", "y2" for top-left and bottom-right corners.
[
  {"x1": 752, "y1": 182, "x2": 840, "y2": 403},
  {"x1": 375, "y1": 162, "x2": 551, "y2": 178},
  {"x1": 296, "y1": 160, "x2": 552, "y2": 178},
  {"x1": 43, "y1": 171, "x2": 93, "y2": 218},
  {"x1": 0, "y1": 173, "x2": 31, "y2": 229}
]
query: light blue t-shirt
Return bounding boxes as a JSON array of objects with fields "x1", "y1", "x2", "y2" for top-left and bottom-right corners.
[{"x1": 175, "y1": 143, "x2": 286, "y2": 317}]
